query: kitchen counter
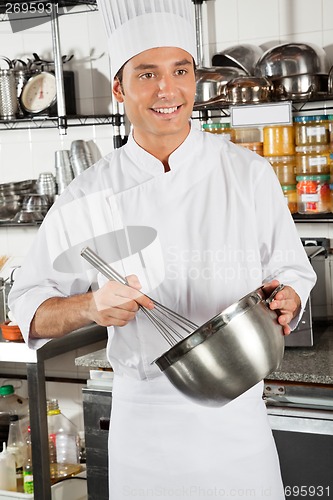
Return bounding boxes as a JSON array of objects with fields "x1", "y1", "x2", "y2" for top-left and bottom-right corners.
[
  {"x1": 0, "y1": 324, "x2": 108, "y2": 500},
  {"x1": 266, "y1": 321, "x2": 333, "y2": 385},
  {"x1": 75, "y1": 322, "x2": 333, "y2": 385}
]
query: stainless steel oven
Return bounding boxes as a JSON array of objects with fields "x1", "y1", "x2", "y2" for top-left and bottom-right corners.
[
  {"x1": 284, "y1": 237, "x2": 329, "y2": 347},
  {"x1": 264, "y1": 381, "x2": 333, "y2": 499}
]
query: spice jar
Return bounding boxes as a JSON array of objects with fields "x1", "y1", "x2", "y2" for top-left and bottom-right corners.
[
  {"x1": 281, "y1": 185, "x2": 297, "y2": 214},
  {"x1": 296, "y1": 174, "x2": 331, "y2": 214},
  {"x1": 294, "y1": 115, "x2": 330, "y2": 146},
  {"x1": 295, "y1": 145, "x2": 330, "y2": 175},
  {"x1": 263, "y1": 125, "x2": 295, "y2": 156},
  {"x1": 233, "y1": 127, "x2": 261, "y2": 144},
  {"x1": 265, "y1": 155, "x2": 296, "y2": 185},
  {"x1": 202, "y1": 122, "x2": 235, "y2": 141},
  {"x1": 240, "y1": 142, "x2": 263, "y2": 156}
]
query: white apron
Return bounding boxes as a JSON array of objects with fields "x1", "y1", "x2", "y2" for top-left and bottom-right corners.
[{"x1": 108, "y1": 375, "x2": 285, "y2": 500}]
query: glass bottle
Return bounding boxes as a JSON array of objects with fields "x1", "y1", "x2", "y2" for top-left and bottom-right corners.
[
  {"x1": 7, "y1": 414, "x2": 26, "y2": 492},
  {"x1": 23, "y1": 426, "x2": 33, "y2": 494},
  {"x1": 47, "y1": 399, "x2": 81, "y2": 483}
]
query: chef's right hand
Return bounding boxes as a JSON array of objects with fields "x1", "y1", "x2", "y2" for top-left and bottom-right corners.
[{"x1": 90, "y1": 275, "x2": 154, "y2": 327}]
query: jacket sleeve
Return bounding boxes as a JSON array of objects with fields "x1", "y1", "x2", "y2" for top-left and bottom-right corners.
[{"x1": 253, "y1": 157, "x2": 317, "y2": 330}]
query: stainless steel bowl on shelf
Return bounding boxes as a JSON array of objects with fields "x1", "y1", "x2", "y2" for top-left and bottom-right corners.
[
  {"x1": 212, "y1": 43, "x2": 264, "y2": 76},
  {"x1": 195, "y1": 66, "x2": 247, "y2": 104},
  {"x1": 254, "y1": 42, "x2": 330, "y2": 78}
]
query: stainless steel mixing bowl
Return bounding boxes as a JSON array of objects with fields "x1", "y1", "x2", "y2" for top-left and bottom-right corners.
[
  {"x1": 254, "y1": 42, "x2": 330, "y2": 78},
  {"x1": 212, "y1": 44, "x2": 264, "y2": 76},
  {"x1": 154, "y1": 286, "x2": 285, "y2": 407}
]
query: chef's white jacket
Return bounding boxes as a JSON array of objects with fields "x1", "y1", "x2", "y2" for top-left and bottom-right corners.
[{"x1": 9, "y1": 124, "x2": 316, "y2": 499}]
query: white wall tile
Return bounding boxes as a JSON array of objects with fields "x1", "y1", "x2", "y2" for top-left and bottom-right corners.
[
  {"x1": 238, "y1": 0, "x2": 280, "y2": 41},
  {"x1": 279, "y1": 0, "x2": 323, "y2": 38},
  {"x1": 209, "y1": 0, "x2": 238, "y2": 46},
  {"x1": 323, "y1": 0, "x2": 333, "y2": 31}
]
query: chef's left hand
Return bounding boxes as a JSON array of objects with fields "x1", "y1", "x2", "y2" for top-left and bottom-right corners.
[{"x1": 262, "y1": 279, "x2": 301, "y2": 335}]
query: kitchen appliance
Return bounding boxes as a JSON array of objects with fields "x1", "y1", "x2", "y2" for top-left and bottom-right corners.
[
  {"x1": 264, "y1": 380, "x2": 333, "y2": 499},
  {"x1": 285, "y1": 237, "x2": 329, "y2": 347},
  {"x1": 81, "y1": 247, "x2": 285, "y2": 407}
]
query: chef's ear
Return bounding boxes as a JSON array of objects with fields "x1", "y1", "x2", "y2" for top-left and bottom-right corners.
[{"x1": 113, "y1": 77, "x2": 125, "y2": 103}]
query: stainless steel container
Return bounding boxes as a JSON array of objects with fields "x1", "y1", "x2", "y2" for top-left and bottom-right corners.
[{"x1": 0, "y1": 69, "x2": 18, "y2": 120}]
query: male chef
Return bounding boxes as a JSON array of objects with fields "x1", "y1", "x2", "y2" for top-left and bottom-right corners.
[{"x1": 9, "y1": 0, "x2": 316, "y2": 498}]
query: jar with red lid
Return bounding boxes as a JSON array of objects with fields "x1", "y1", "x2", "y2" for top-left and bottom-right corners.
[
  {"x1": 281, "y1": 184, "x2": 297, "y2": 214},
  {"x1": 296, "y1": 174, "x2": 331, "y2": 214}
]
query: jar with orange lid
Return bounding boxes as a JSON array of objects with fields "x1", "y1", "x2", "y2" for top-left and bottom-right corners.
[
  {"x1": 263, "y1": 125, "x2": 295, "y2": 156},
  {"x1": 295, "y1": 145, "x2": 330, "y2": 175},
  {"x1": 265, "y1": 155, "x2": 296, "y2": 185},
  {"x1": 296, "y1": 174, "x2": 331, "y2": 214},
  {"x1": 281, "y1": 185, "x2": 297, "y2": 213},
  {"x1": 294, "y1": 115, "x2": 330, "y2": 146},
  {"x1": 202, "y1": 122, "x2": 235, "y2": 141}
]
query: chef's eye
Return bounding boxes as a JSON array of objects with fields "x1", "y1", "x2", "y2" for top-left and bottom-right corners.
[
  {"x1": 175, "y1": 69, "x2": 188, "y2": 76},
  {"x1": 140, "y1": 72, "x2": 154, "y2": 79}
]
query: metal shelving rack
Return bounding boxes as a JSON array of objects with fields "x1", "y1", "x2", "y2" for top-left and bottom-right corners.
[{"x1": 0, "y1": 0, "x2": 127, "y2": 140}]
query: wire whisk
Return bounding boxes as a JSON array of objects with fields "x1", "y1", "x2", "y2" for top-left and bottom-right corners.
[{"x1": 81, "y1": 246, "x2": 198, "y2": 346}]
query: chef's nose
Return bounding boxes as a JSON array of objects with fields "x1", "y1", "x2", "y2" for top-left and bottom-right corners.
[{"x1": 157, "y1": 75, "x2": 175, "y2": 98}]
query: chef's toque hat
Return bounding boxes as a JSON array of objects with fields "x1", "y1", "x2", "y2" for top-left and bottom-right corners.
[{"x1": 97, "y1": 0, "x2": 197, "y2": 81}]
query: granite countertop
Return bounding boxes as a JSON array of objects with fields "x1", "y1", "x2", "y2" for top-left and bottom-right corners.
[
  {"x1": 75, "y1": 322, "x2": 333, "y2": 385},
  {"x1": 266, "y1": 322, "x2": 333, "y2": 385}
]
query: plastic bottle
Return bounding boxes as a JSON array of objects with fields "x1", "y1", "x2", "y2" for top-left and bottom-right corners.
[
  {"x1": 0, "y1": 385, "x2": 29, "y2": 455},
  {"x1": 23, "y1": 427, "x2": 33, "y2": 494},
  {"x1": 7, "y1": 414, "x2": 26, "y2": 492},
  {"x1": 47, "y1": 399, "x2": 81, "y2": 482},
  {"x1": 0, "y1": 442, "x2": 17, "y2": 492},
  {"x1": 0, "y1": 385, "x2": 29, "y2": 419}
]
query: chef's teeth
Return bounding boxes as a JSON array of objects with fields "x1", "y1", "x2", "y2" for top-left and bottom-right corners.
[{"x1": 154, "y1": 107, "x2": 177, "y2": 114}]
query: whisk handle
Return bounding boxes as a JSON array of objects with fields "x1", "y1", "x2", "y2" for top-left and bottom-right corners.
[{"x1": 81, "y1": 246, "x2": 128, "y2": 286}]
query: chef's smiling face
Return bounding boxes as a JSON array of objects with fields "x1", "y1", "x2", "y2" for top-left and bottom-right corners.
[{"x1": 113, "y1": 46, "x2": 196, "y2": 151}]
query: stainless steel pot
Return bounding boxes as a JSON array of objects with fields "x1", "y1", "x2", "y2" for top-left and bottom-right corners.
[
  {"x1": 269, "y1": 67, "x2": 333, "y2": 100},
  {"x1": 221, "y1": 76, "x2": 273, "y2": 104},
  {"x1": 154, "y1": 286, "x2": 285, "y2": 407},
  {"x1": 195, "y1": 66, "x2": 247, "y2": 104}
]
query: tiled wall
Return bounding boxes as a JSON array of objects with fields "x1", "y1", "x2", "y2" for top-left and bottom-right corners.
[{"x1": 1, "y1": 0, "x2": 333, "y2": 425}]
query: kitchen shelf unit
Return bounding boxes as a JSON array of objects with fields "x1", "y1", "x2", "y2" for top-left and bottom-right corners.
[
  {"x1": 192, "y1": 96, "x2": 333, "y2": 124},
  {"x1": 0, "y1": 324, "x2": 107, "y2": 500},
  {"x1": 0, "y1": 0, "x2": 127, "y2": 139},
  {"x1": 0, "y1": 113, "x2": 123, "y2": 131}
]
